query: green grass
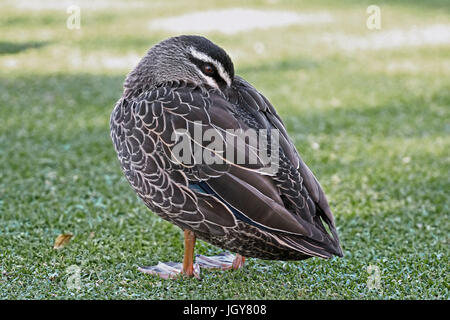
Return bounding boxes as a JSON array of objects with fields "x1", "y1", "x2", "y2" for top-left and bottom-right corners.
[{"x1": 0, "y1": 0, "x2": 449, "y2": 299}]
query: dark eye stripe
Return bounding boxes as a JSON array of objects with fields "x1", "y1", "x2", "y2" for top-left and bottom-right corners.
[{"x1": 188, "y1": 56, "x2": 227, "y2": 87}]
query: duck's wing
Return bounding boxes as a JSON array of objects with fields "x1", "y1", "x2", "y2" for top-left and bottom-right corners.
[
  {"x1": 111, "y1": 80, "x2": 342, "y2": 258},
  {"x1": 217, "y1": 76, "x2": 343, "y2": 257}
]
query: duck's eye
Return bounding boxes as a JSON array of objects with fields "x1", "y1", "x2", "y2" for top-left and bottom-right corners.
[{"x1": 203, "y1": 64, "x2": 214, "y2": 75}]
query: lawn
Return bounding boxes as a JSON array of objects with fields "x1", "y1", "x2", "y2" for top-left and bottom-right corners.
[{"x1": 0, "y1": 0, "x2": 448, "y2": 299}]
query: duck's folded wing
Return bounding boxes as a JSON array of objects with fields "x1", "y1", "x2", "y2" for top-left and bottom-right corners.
[
  {"x1": 114, "y1": 81, "x2": 342, "y2": 257},
  {"x1": 224, "y1": 77, "x2": 342, "y2": 257}
]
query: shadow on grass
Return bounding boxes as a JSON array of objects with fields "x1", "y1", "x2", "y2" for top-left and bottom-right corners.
[
  {"x1": 0, "y1": 72, "x2": 447, "y2": 142},
  {"x1": 0, "y1": 41, "x2": 50, "y2": 55},
  {"x1": 282, "y1": 92, "x2": 448, "y2": 140}
]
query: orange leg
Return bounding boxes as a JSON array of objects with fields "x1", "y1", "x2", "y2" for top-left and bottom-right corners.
[
  {"x1": 138, "y1": 229, "x2": 199, "y2": 279},
  {"x1": 182, "y1": 229, "x2": 197, "y2": 277},
  {"x1": 232, "y1": 254, "x2": 246, "y2": 270},
  {"x1": 138, "y1": 231, "x2": 243, "y2": 279}
]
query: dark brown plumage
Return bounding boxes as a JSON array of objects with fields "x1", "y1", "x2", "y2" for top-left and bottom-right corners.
[{"x1": 110, "y1": 35, "x2": 342, "y2": 278}]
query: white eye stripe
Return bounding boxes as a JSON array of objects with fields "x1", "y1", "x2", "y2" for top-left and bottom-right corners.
[{"x1": 189, "y1": 47, "x2": 232, "y2": 87}]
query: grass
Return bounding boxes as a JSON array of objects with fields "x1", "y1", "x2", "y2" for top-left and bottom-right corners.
[{"x1": 0, "y1": 0, "x2": 449, "y2": 299}]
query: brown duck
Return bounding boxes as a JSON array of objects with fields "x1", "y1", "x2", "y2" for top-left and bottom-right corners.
[{"x1": 110, "y1": 35, "x2": 343, "y2": 279}]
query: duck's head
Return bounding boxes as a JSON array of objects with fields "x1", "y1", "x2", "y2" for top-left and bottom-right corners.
[{"x1": 124, "y1": 35, "x2": 235, "y2": 95}]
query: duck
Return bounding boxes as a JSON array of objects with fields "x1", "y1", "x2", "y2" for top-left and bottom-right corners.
[{"x1": 110, "y1": 35, "x2": 343, "y2": 279}]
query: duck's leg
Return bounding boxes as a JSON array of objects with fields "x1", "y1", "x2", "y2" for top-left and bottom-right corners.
[
  {"x1": 195, "y1": 252, "x2": 246, "y2": 271},
  {"x1": 137, "y1": 229, "x2": 200, "y2": 279},
  {"x1": 182, "y1": 229, "x2": 198, "y2": 277},
  {"x1": 232, "y1": 254, "x2": 246, "y2": 270}
]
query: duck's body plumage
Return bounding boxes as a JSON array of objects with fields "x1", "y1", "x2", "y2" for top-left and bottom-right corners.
[{"x1": 111, "y1": 73, "x2": 342, "y2": 261}]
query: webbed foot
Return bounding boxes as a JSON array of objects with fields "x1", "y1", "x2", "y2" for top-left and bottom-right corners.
[
  {"x1": 138, "y1": 261, "x2": 200, "y2": 279},
  {"x1": 195, "y1": 252, "x2": 246, "y2": 271}
]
